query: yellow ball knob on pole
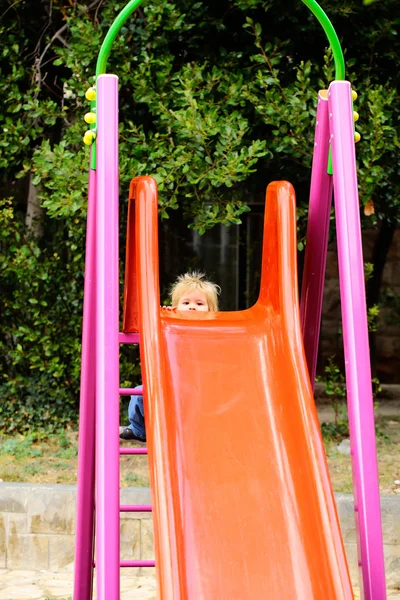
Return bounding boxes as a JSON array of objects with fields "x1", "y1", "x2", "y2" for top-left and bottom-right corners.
[
  {"x1": 353, "y1": 111, "x2": 359, "y2": 122},
  {"x1": 354, "y1": 131, "x2": 361, "y2": 143},
  {"x1": 352, "y1": 90, "x2": 358, "y2": 101},
  {"x1": 85, "y1": 87, "x2": 96, "y2": 102},
  {"x1": 83, "y1": 130, "x2": 96, "y2": 146},
  {"x1": 84, "y1": 112, "x2": 97, "y2": 125}
]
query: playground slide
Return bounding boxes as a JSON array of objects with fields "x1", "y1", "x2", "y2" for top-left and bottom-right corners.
[{"x1": 131, "y1": 177, "x2": 354, "y2": 599}]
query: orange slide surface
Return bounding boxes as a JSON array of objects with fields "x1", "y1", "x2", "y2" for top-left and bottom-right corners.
[{"x1": 125, "y1": 177, "x2": 354, "y2": 599}]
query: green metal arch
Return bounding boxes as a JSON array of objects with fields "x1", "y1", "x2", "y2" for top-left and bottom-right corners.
[{"x1": 95, "y1": 0, "x2": 345, "y2": 80}]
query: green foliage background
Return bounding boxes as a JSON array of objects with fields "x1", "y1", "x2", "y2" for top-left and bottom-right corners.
[{"x1": 0, "y1": 0, "x2": 399, "y2": 430}]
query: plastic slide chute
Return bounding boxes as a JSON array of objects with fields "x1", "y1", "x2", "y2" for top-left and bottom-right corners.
[{"x1": 125, "y1": 176, "x2": 354, "y2": 598}]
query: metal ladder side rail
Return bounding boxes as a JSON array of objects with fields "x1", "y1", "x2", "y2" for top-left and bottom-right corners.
[
  {"x1": 95, "y1": 73, "x2": 121, "y2": 600},
  {"x1": 328, "y1": 80, "x2": 386, "y2": 600},
  {"x1": 73, "y1": 168, "x2": 97, "y2": 600}
]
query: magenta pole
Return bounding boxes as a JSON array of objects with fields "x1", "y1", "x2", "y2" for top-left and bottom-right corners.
[
  {"x1": 329, "y1": 80, "x2": 386, "y2": 600},
  {"x1": 300, "y1": 91, "x2": 333, "y2": 386},
  {"x1": 96, "y1": 74, "x2": 120, "y2": 600},
  {"x1": 73, "y1": 167, "x2": 97, "y2": 600}
]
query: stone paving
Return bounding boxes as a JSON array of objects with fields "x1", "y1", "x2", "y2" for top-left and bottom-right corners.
[{"x1": 0, "y1": 570, "x2": 400, "y2": 600}]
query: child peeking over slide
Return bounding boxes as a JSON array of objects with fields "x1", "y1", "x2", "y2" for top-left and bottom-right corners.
[{"x1": 119, "y1": 271, "x2": 220, "y2": 442}]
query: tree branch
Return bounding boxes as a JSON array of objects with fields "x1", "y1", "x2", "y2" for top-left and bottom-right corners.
[{"x1": 32, "y1": 0, "x2": 106, "y2": 97}]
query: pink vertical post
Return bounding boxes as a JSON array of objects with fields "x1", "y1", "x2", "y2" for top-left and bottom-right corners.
[
  {"x1": 73, "y1": 167, "x2": 97, "y2": 600},
  {"x1": 96, "y1": 74, "x2": 120, "y2": 600},
  {"x1": 300, "y1": 90, "x2": 333, "y2": 386},
  {"x1": 329, "y1": 80, "x2": 386, "y2": 600}
]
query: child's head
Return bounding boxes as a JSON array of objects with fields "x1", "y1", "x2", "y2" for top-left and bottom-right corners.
[{"x1": 170, "y1": 271, "x2": 220, "y2": 312}]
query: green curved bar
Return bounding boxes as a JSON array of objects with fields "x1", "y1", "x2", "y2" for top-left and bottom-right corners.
[
  {"x1": 96, "y1": 0, "x2": 345, "y2": 81},
  {"x1": 301, "y1": 0, "x2": 345, "y2": 80},
  {"x1": 96, "y1": 0, "x2": 144, "y2": 77}
]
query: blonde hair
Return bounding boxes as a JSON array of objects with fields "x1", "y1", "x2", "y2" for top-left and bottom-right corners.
[{"x1": 170, "y1": 271, "x2": 220, "y2": 311}]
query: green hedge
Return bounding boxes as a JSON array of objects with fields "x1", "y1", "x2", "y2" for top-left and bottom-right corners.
[{"x1": 0, "y1": 0, "x2": 399, "y2": 430}]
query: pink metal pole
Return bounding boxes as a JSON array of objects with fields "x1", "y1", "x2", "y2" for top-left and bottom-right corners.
[
  {"x1": 96, "y1": 74, "x2": 120, "y2": 600},
  {"x1": 73, "y1": 167, "x2": 97, "y2": 600},
  {"x1": 329, "y1": 80, "x2": 386, "y2": 600},
  {"x1": 300, "y1": 90, "x2": 333, "y2": 386}
]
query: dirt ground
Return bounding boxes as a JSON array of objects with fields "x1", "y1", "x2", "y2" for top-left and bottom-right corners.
[
  {"x1": 0, "y1": 432, "x2": 150, "y2": 488},
  {"x1": 0, "y1": 402, "x2": 399, "y2": 494},
  {"x1": 321, "y1": 401, "x2": 400, "y2": 494},
  {"x1": 325, "y1": 416, "x2": 400, "y2": 494}
]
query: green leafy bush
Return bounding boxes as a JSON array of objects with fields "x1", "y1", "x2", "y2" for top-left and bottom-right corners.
[{"x1": 1, "y1": 0, "x2": 399, "y2": 430}]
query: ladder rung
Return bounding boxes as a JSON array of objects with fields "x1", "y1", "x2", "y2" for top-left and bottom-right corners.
[
  {"x1": 121, "y1": 560, "x2": 155, "y2": 567},
  {"x1": 120, "y1": 447, "x2": 148, "y2": 455},
  {"x1": 119, "y1": 388, "x2": 143, "y2": 395},
  {"x1": 93, "y1": 559, "x2": 155, "y2": 568},
  {"x1": 119, "y1": 332, "x2": 139, "y2": 344},
  {"x1": 120, "y1": 504, "x2": 152, "y2": 512}
]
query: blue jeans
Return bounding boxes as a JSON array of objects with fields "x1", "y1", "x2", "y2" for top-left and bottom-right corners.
[{"x1": 128, "y1": 385, "x2": 146, "y2": 441}]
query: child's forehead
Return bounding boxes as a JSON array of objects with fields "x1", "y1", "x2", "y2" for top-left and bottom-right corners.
[{"x1": 179, "y1": 289, "x2": 207, "y2": 300}]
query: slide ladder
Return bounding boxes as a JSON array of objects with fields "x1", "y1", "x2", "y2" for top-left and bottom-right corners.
[{"x1": 73, "y1": 78, "x2": 156, "y2": 599}]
